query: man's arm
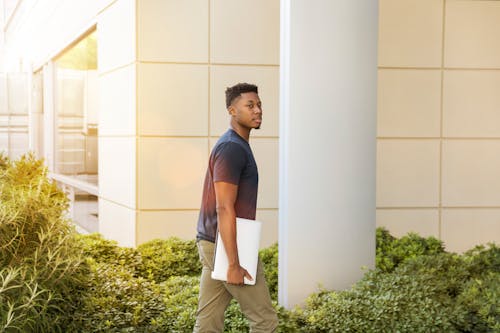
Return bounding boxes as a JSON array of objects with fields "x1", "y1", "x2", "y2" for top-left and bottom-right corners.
[{"x1": 214, "y1": 181, "x2": 253, "y2": 285}]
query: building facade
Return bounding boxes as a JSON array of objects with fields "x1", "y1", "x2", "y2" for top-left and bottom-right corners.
[
  {"x1": 376, "y1": 0, "x2": 500, "y2": 253},
  {"x1": 1, "y1": 0, "x2": 500, "y2": 306},
  {"x1": 1, "y1": 0, "x2": 281, "y2": 248}
]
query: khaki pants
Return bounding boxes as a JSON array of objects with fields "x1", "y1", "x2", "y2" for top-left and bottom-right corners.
[{"x1": 193, "y1": 240, "x2": 279, "y2": 333}]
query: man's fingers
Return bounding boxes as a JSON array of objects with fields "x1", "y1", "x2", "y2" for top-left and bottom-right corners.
[{"x1": 227, "y1": 266, "x2": 253, "y2": 285}]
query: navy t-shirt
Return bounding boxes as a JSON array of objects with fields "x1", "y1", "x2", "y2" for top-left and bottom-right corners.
[{"x1": 196, "y1": 129, "x2": 259, "y2": 243}]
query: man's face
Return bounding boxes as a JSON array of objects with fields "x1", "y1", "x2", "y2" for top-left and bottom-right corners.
[{"x1": 230, "y1": 92, "x2": 262, "y2": 130}]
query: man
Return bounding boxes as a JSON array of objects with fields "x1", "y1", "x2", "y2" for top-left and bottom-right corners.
[{"x1": 194, "y1": 83, "x2": 278, "y2": 332}]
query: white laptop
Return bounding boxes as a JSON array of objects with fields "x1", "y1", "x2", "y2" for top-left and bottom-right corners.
[{"x1": 211, "y1": 217, "x2": 262, "y2": 285}]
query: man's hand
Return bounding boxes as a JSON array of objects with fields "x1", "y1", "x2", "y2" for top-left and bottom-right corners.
[{"x1": 227, "y1": 264, "x2": 253, "y2": 285}]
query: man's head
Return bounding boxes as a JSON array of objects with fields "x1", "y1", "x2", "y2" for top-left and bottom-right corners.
[
  {"x1": 225, "y1": 83, "x2": 258, "y2": 109},
  {"x1": 225, "y1": 83, "x2": 262, "y2": 130}
]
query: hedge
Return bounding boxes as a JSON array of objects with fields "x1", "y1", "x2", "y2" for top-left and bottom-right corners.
[
  {"x1": 68, "y1": 231, "x2": 499, "y2": 332},
  {"x1": 1, "y1": 153, "x2": 499, "y2": 332},
  {"x1": 0, "y1": 153, "x2": 88, "y2": 332}
]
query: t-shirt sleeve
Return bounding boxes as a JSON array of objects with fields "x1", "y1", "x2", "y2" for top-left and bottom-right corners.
[{"x1": 212, "y1": 142, "x2": 247, "y2": 185}]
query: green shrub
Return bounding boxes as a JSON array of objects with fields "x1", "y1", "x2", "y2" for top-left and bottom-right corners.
[
  {"x1": 75, "y1": 233, "x2": 142, "y2": 272},
  {"x1": 462, "y1": 243, "x2": 500, "y2": 279},
  {"x1": 0, "y1": 153, "x2": 70, "y2": 266},
  {"x1": 259, "y1": 243, "x2": 278, "y2": 301},
  {"x1": 136, "y1": 238, "x2": 201, "y2": 282},
  {"x1": 155, "y1": 275, "x2": 200, "y2": 332},
  {"x1": 458, "y1": 244, "x2": 500, "y2": 332},
  {"x1": 295, "y1": 266, "x2": 464, "y2": 332},
  {"x1": 69, "y1": 262, "x2": 166, "y2": 333},
  {"x1": 0, "y1": 153, "x2": 87, "y2": 332},
  {"x1": 0, "y1": 267, "x2": 54, "y2": 332},
  {"x1": 67, "y1": 248, "x2": 296, "y2": 333},
  {"x1": 76, "y1": 234, "x2": 202, "y2": 283},
  {"x1": 223, "y1": 300, "x2": 302, "y2": 333},
  {"x1": 398, "y1": 244, "x2": 499, "y2": 298},
  {"x1": 376, "y1": 227, "x2": 445, "y2": 272},
  {"x1": 375, "y1": 227, "x2": 397, "y2": 271},
  {"x1": 396, "y1": 253, "x2": 471, "y2": 299},
  {"x1": 293, "y1": 244, "x2": 500, "y2": 333},
  {"x1": 457, "y1": 272, "x2": 500, "y2": 333},
  {"x1": 3, "y1": 159, "x2": 496, "y2": 333},
  {"x1": 69, "y1": 236, "x2": 202, "y2": 332},
  {"x1": 222, "y1": 300, "x2": 249, "y2": 332},
  {"x1": 66, "y1": 229, "x2": 500, "y2": 332}
]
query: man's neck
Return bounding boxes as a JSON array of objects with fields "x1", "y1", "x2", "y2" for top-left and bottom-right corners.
[{"x1": 230, "y1": 123, "x2": 250, "y2": 142}]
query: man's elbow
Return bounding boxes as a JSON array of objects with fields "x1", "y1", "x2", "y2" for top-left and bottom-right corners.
[{"x1": 216, "y1": 204, "x2": 234, "y2": 217}]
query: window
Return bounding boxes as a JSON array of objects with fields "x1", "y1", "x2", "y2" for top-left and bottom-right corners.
[
  {"x1": 0, "y1": 72, "x2": 29, "y2": 159},
  {"x1": 51, "y1": 29, "x2": 99, "y2": 233},
  {"x1": 54, "y1": 30, "x2": 98, "y2": 183}
]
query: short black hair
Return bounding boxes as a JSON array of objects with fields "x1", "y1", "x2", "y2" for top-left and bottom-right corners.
[{"x1": 225, "y1": 83, "x2": 258, "y2": 109}]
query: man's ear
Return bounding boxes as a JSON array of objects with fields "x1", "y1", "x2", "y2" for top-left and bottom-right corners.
[{"x1": 228, "y1": 105, "x2": 236, "y2": 116}]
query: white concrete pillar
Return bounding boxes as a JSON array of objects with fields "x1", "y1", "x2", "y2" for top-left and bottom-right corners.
[{"x1": 279, "y1": 0, "x2": 378, "y2": 308}]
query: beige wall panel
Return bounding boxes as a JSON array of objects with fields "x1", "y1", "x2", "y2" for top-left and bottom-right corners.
[
  {"x1": 210, "y1": 0, "x2": 279, "y2": 64},
  {"x1": 378, "y1": 0, "x2": 443, "y2": 67},
  {"x1": 376, "y1": 209, "x2": 439, "y2": 238},
  {"x1": 98, "y1": 137, "x2": 136, "y2": 208},
  {"x1": 445, "y1": 1, "x2": 500, "y2": 68},
  {"x1": 210, "y1": 65, "x2": 279, "y2": 137},
  {"x1": 377, "y1": 140, "x2": 440, "y2": 207},
  {"x1": 99, "y1": 64, "x2": 136, "y2": 136},
  {"x1": 252, "y1": 138, "x2": 279, "y2": 209},
  {"x1": 378, "y1": 69, "x2": 441, "y2": 137},
  {"x1": 443, "y1": 71, "x2": 500, "y2": 137},
  {"x1": 442, "y1": 140, "x2": 500, "y2": 206},
  {"x1": 138, "y1": 0, "x2": 208, "y2": 62},
  {"x1": 99, "y1": 198, "x2": 136, "y2": 247},
  {"x1": 138, "y1": 138, "x2": 208, "y2": 209},
  {"x1": 442, "y1": 209, "x2": 500, "y2": 253},
  {"x1": 256, "y1": 209, "x2": 278, "y2": 249},
  {"x1": 138, "y1": 63, "x2": 208, "y2": 136},
  {"x1": 209, "y1": 138, "x2": 218, "y2": 151},
  {"x1": 98, "y1": 0, "x2": 136, "y2": 73},
  {"x1": 137, "y1": 210, "x2": 199, "y2": 244}
]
